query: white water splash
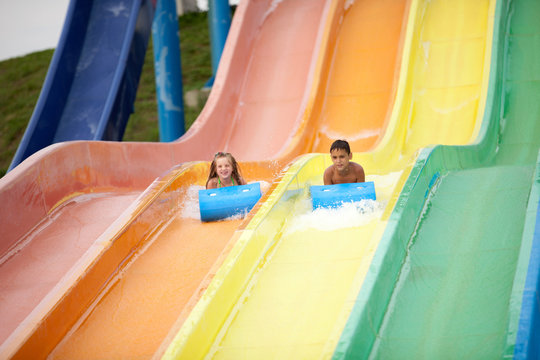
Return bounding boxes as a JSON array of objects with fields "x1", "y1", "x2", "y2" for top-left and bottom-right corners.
[
  {"x1": 284, "y1": 198, "x2": 384, "y2": 235},
  {"x1": 253, "y1": 180, "x2": 271, "y2": 195},
  {"x1": 179, "y1": 185, "x2": 204, "y2": 220}
]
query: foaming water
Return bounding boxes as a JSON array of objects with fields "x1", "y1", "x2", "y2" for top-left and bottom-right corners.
[
  {"x1": 281, "y1": 171, "x2": 400, "y2": 235},
  {"x1": 180, "y1": 185, "x2": 205, "y2": 220},
  {"x1": 179, "y1": 181, "x2": 271, "y2": 221},
  {"x1": 258, "y1": 180, "x2": 271, "y2": 194},
  {"x1": 284, "y1": 198, "x2": 385, "y2": 235}
]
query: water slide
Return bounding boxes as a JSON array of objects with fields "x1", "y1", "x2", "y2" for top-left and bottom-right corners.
[
  {"x1": 4, "y1": 1, "x2": 410, "y2": 358},
  {"x1": 0, "y1": 0, "x2": 403, "y2": 357},
  {"x1": 162, "y1": 0, "x2": 497, "y2": 358},
  {"x1": 333, "y1": 0, "x2": 540, "y2": 358},
  {"x1": 3, "y1": 0, "x2": 533, "y2": 359},
  {"x1": 8, "y1": 0, "x2": 155, "y2": 171}
]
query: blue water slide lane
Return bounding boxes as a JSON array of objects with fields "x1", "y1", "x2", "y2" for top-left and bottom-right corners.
[
  {"x1": 8, "y1": 0, "x2": 155, "y2": 171},
  {"x1": 514, "y1": 150, "x2": 540, "y2": 359}
]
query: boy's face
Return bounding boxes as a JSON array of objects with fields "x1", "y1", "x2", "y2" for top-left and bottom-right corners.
[{"x1": 330, "y1": 148, "x2": 352, "y2": 171}]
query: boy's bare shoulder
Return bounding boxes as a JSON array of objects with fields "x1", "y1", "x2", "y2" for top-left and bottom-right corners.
[
  {"x1": 324, "y1": 164, "x2": 335, "y2": 174},
  {"x1": 350, "y1": 162, "x2": 365, "y2": 181}
]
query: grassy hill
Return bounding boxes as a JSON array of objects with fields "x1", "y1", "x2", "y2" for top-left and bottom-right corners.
[{"x1": 0, "y1": 10, "x2": 214, "y2": 178}]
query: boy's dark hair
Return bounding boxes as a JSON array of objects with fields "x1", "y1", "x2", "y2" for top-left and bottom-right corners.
[{"x1": 330, "y1": 139, "x2": 351, "y2": 154}]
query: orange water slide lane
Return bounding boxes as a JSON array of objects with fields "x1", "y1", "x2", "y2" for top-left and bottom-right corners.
[
  {"x1": 0, "y1": 0, "x2": 409, "y2": 358},
  {"x1": 311, "y1": 0, "x2": 409, "y2": 153}
]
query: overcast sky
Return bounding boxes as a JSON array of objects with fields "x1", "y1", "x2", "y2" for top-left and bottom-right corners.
[
  {"x1": 0, "y1": 0, "x2": 70, "y2": 61},
  {"x1": 0, "y1": 0, "x2": 238, "y2": 61}
]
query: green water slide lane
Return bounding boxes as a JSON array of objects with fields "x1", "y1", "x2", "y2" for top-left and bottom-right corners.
[{"x1": 334, "y1": 0, "x2": 540, "y2": 358}]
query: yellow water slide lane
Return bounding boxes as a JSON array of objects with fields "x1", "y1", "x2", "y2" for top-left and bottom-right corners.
[{"x1": 163, "y1": 0, "x2": 495, "y2": 358}]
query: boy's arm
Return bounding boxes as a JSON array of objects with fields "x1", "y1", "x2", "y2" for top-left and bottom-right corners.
[
  {"x1": 355, "y1": 163, "x2": 366, "y2": 183},
  {"x1": 323, "y1": 167, "x2": 333, "y2": 185}
]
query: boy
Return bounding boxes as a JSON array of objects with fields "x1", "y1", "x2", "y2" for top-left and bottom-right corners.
[{"x1": 323, "y1": 140, "x2": 365, "y2": 185}]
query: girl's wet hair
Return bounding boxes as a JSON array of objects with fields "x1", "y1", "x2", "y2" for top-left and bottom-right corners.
[
  {"x1": 330, "y1": 139, "x2": 351, "y2": 154},
  {"x1": 206, "y1": 152, "x2": 244, "y2": 187}
]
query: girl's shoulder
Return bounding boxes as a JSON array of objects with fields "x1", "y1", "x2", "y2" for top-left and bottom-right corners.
[
  {"x1": 238, "y1": 176, "x2": 247, "y2": 186},
  {"x1": 206, "y1": 177, "x2": 219, "y2": 189}
]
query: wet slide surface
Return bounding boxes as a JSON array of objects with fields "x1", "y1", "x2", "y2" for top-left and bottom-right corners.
[
  {"x1": 45, "y1": 163, "x2": 281, "y2": 360},
  {"x1": 0, "y1": 192, "x2": 139, "y2": 344},
  {"x1": 364, "y1": 0, "x2": 540, "y2": 357},
  {"x1": 51, "y1": 215, "x2": 242, "y2": 359},
  {"x1": 369, "y1": 167, "x2": 533, "y2": 358},
  {"x1": 164, "y1": 0, "x2": 494, "y2": 358}
]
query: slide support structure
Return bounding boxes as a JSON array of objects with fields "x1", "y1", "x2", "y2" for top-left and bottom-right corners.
[
  {"x1": 205, "y1": 0, "x2": 231, "y2": 88},
  {"x1": 152, "y1": 0, "x2": 185, "y2": 142}
]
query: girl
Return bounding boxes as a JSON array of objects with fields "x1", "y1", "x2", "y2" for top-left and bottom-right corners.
[{"x1": 206, "y1": 152, "x2": 247, "y2": 189}]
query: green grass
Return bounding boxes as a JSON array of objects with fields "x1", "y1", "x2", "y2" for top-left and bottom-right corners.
[
  {"x1": 125, "y1": 10, "x2": 213, "y2": 142},
  {"x1": 0, "y1": 49, "x2": 53, "y2": 177},
  {"x1": 0, "y1": 10, "x2": 217, "y2": 177}
]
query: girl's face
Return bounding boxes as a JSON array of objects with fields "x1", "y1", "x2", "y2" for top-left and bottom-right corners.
[{"x1": 215, "y1": 156, "x2": 233, "y2": 179}]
